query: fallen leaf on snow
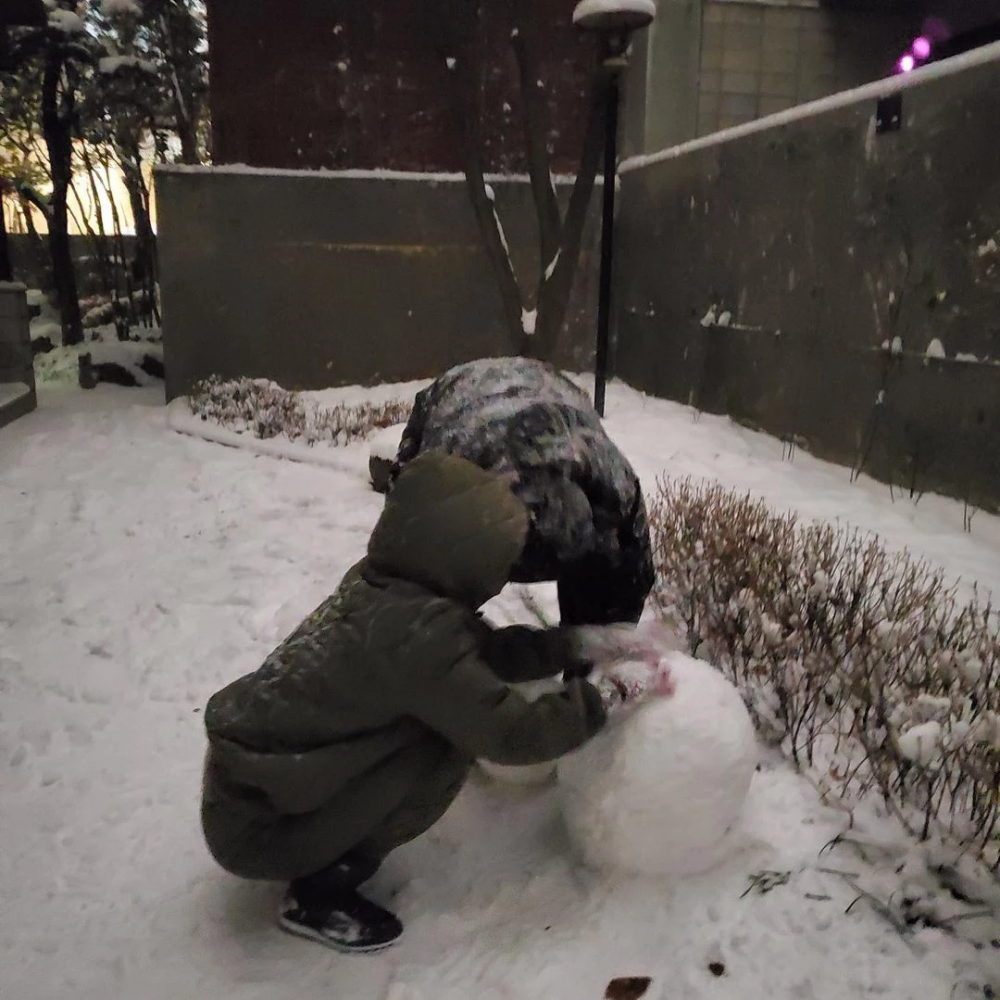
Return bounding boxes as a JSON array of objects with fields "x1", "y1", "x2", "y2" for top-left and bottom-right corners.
[{"x1": 605, "y1": 977, "x2": 652, "y2": 1000}]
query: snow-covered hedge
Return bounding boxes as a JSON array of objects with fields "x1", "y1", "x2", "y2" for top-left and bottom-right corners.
[
  {"x1": 188, "y1": 377, "x2": 410, "y2": 447},
  {"x1": 648, "y1": 478, "x2": 1000, "y2": 864}
]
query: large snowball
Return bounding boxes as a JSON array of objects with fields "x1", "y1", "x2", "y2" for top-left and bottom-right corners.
[
  {"x1": 557, "y1": 652, "x2": 758, "y2": 876},
  {"x1": 478, "y1": 678, "x2": 564, "y2": 786}
]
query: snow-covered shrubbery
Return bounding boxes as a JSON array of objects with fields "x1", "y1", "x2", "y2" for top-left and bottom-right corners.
[
  {"x1": 648, "y1": 477, "x2": 1000, "y2": 864},
  {"x1": 188, "y1": 376, "x2": 410, "y2": 447}
]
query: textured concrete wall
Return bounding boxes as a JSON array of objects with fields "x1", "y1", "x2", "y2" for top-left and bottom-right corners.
[
  {"x1": 155, "y1": 166, "x2": 600, "y2": 401},
  {"x1": 0, "y1": 283, "x2": 37, "y2": 428},
  {"x1": 615, "y1": 45, "x2": 1000, "y2": 510}
]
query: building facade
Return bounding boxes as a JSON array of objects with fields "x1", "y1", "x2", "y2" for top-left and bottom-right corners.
[
  {"x1": 634, "y1": 0, "x2": 1000, "y2": 153},
  {"x1": 205, "y1": 0, "x2": 599, "y2": 172}
]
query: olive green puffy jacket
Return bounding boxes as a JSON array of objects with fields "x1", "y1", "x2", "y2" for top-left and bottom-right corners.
[{"x1": 202, "y1": 450, "x2": 606, "y2": 825}]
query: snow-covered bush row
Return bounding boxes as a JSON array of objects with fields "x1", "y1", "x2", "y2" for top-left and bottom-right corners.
[
  {"x1": 187, "y1": 376, "x2": 410, "y2": 447},
  {"x1": 648, "y1": 477, "x2": 1000, "y2": 864}
]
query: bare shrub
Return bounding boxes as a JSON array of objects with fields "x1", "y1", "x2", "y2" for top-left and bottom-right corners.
[
  {"x1": 649, "y1": 476, "x2": 1000, "y2": 864},
  {"x1": 188, "y1": 376, "x2": 410, "y2": 447}
]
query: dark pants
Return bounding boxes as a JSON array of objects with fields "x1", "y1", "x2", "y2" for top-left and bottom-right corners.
[{"x1": 202, "y1": 738, "x2": 470, "y2": 883}]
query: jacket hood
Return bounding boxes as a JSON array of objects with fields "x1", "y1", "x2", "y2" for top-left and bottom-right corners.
[{"x1": 367, "y1": 450, "x2": 529, "y2": 607}]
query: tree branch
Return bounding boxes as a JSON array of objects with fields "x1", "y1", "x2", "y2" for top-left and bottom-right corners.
[
  {"x1": 13, "y1": 180, "x2": 51, "y2": 222},
  {"x1": 455, "y1": 2, "x2": 525, "y2": 351},
  {"x1": 533, "y1": 62, "x2": 607, "y2": 359},
  {"x1": 510, "y1": 0, "x2": 560, "y2": 271}
]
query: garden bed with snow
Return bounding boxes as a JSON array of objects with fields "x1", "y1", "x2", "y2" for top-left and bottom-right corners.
[{"x1": 28, "y1": 288, "x2": 164, "y2": 389}]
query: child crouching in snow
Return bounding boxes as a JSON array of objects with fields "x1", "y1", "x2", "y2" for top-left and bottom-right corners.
[{"x1": 200, "y1": 450, "x2": 666, "y2": 953}]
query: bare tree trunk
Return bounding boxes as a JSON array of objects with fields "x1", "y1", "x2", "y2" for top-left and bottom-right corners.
[
  {"x1": 158, "y1": 12, "x2": 200, "y2": 164},
  {"x1": 452, "y1": 3, "x2": 607, "y2": 361},
  {"x1": 17, "y1": 193, "x2": 40, "y2": 239},
  {"x1": 99, "y1": 148, "x2": 134, "y2": 338},
  {"x1": 41, "y1": 51, "x2": 83, "y2": 346},
  {"x1": 510, "y1": 0, "x2": 560, "y2": 271},
  {"x1": 79, "y1": 144, "x2": 115, "y2": 297},
  {"x1": 115, "y1": 132, "x2": 157, "y2": 323},
  {"x1": 0, "y1": 194, "x2": 12, "y2": 282},
  {"x1": 532, "y1": 67, "x2": 606, "y2": 359},
  {"x1": 15, "y1": 191, "x2": 51, "y2": 290},
  {"x1": 456, "y1": 1, "x2": 526, "y2": 352}
]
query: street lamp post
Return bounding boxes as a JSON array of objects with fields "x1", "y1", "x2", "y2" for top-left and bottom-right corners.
[{"x1": 573, "y1": 0, "x2": 655, "y2": 417}]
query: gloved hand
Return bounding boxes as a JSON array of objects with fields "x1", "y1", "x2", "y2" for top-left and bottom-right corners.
[{"x1": 562, "y1": 658, "x2": 595, "y2": 680}]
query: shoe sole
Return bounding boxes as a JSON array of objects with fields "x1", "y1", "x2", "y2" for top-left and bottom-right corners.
[{"x1": 278, "y1": 914, "x2": 402, "y2": 954}]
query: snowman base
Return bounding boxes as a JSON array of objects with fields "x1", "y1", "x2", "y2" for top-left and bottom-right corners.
[{"x1": 557, "y1": 652, "x2": 758, "y2": 876}]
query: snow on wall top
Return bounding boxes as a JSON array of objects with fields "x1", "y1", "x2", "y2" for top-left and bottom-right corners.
[
  {"x1": 0, "y1": 382, "x2": 32, "y2": 408},
  {"x1": 621, "y1": 39, "x2": 1000, "y2": 175},
  {"x1": 154, "y1": 163, "x2": 603, "y2": 185}
]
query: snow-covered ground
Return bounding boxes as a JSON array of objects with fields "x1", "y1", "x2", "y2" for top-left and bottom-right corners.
[{"x1": 2, "y1": 380, "x2": 1000, "y2": 1000}]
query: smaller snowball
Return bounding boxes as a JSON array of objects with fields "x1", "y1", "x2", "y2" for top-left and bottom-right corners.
[{"x1": 891, "y1": 335, "x2": 903, "y2": 356}]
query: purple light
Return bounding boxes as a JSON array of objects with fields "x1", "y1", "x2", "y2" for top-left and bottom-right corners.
[
  {"x1": 898, "y1": 54, "x2": 916, "y2": 73},
  {"x1": 912, "y1": 36, "x2": 931, "y2": 60}
]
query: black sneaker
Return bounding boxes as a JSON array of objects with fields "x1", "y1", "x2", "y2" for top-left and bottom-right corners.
[
  {"x1": 328, "y1": 851, "x2": 381, "y2": 888},
  {"x1": 278, "y1": 886, "x2": 403, "y2": 954}
]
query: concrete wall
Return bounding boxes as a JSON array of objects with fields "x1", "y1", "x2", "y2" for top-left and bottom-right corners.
[
  {"x1": 155, "y1": 166, "x2": 600, "y2": 401},
  {"x1": 614, "y1": 43, "x2": 1000, "y2": 511},
  {"x1": 0, "y1": 283, "x2": 37, "y2": 429}
]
